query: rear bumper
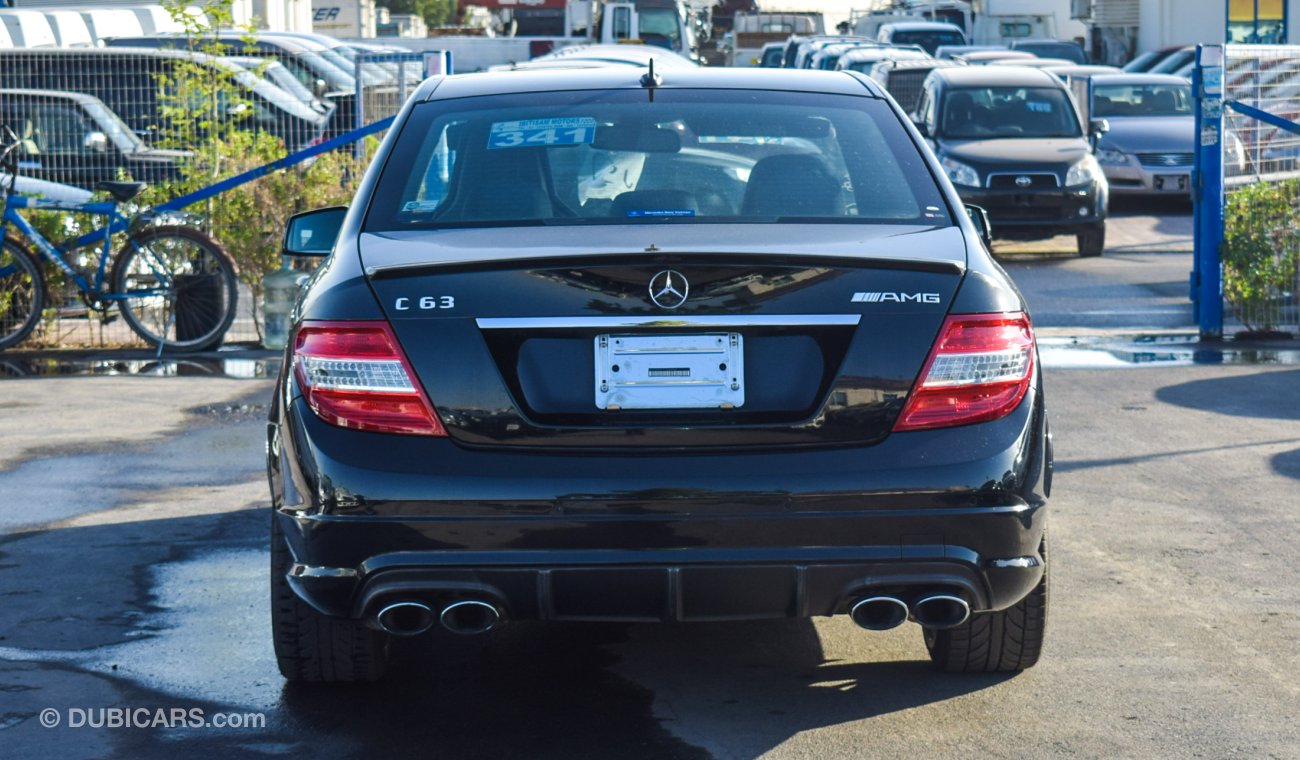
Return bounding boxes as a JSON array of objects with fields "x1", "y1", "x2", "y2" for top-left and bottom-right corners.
[
  {"x1": 280, "y1": 509, "x2": 1046, "y2": 623},
  {"x1": 270, "y1": 384, "x2": 1051, "y2": 624}
]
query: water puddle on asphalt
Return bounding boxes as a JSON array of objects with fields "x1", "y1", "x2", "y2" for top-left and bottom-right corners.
[
  {"x1": 0, "y1": 548, "x2": 276, "y2": 711},
  {"x1": 0, "y1": 354, "x2": 281, "y2": 380},
  {"x1": 1039, "y1": 335, "x2": 1300, "y2": 368}
]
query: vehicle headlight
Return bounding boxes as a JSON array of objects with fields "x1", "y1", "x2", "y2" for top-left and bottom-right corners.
[
  {"x1": 1066, "y1": 155, "x2": 1102, "y2": 186},
  {"x1": 941, "y1": 157, "x2": 980, "y2": 188},
  {"x1": 1095, "y1": 147, "x2": 1129, "y2": 166}
]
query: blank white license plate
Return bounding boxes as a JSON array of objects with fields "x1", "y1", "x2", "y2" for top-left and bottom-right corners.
[
  {"x1": 595, "y1": 333, "x2": 744, "y2": 410},
  {"x1": 1155, "y1": 174, "x2": 1188, "y2": 192}
]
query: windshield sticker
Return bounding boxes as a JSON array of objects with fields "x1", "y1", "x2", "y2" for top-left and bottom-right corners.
[
  {"x1": 488, "y1": 117, "x2": 597, "y2": 149},
  {"x1": 627, "y1": 209, "x2": 696, "y2": 218},
  {"x1": 1026, "y1": 101, "x2": 1053, "y2": 113},
  {"x1": 401, "y1": 200, "x2": 441, "y2": 213}
]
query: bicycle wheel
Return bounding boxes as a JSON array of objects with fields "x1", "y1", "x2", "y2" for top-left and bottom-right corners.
[
  {"x1": 110, "y1": 225, "x2": 239, "y2": 352},
  {"x1": 0, "y1": 236, "x2": 45, "y2": 351}
]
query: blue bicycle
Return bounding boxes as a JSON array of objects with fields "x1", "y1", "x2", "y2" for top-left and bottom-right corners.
[{"x1": 1, "y1": 127, "x2": 238, "y2": 351}]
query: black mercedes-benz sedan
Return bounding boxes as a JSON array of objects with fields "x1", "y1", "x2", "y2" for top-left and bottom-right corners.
[{"x1": 266, "y1": 67, "x2": 1052, "y2": 682}]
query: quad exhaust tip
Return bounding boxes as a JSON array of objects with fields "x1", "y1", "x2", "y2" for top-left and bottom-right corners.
[
  {"x1": 849, "y1": 596, "x2": 910, "y2": 631},
  {"x1": 375, "y1": 601, "x2": 435, "y2": 636},
  {"x1": 910, "y1": 594, "x2": 971, "y2": 630},
  {"x1": 439, "y1": 600, "x2": 503, "y2": 635}
]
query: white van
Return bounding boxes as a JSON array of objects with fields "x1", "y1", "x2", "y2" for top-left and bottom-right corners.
[
  {"x1": 0, "y1": 11, "x2": 59, "y2": 48},
  {"x1": 79, "y1": 9, "x2": 145, "y2": 44},
  {"x1": 43, "y1": 11, "x2": 94, "y2": 48},
  {"x1": 124, "y1": 6, "x2": 186, "y2": 35}
]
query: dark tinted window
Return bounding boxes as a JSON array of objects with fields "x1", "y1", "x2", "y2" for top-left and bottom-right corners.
[
  {"x1": 1093, "y1": 83, "x2": 1191, "y2": 116},
  {"x1": 891, "y1": 30, "x2": 965, "y2": 54},
  {"x1": 366, "y1": 89, "x2": 949, "y2": 231},
  {"x1": 760, "y1": 47, "x2": 784, "y2": 67},
  {"x1": 940, "y1": 86, "x2": 1081, "y2": 139},
  {"x1": 1013, "y1": 42, "x2": 1086, "y2": 64}
]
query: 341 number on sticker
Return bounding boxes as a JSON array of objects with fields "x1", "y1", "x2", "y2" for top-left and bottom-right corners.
[{"x1": 488, "y1": 117, "x2": 597, "y2": 149}]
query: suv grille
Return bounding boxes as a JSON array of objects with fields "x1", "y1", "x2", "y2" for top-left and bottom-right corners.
[
  {"x1": 988, "y1": 173, "x2": 1060, "y2": 189},
  {"x1": 1136, "y1": 152, "x2": 1193, "y2": 167}
]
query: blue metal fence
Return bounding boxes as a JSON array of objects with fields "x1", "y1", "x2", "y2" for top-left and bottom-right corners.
[{"x1": 1193, "y1": 43, "x2": 1300, "y2": 338}]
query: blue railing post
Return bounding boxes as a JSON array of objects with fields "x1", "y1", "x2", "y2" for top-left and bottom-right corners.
[{"x1": 1192, "y1": 44, "x2": 1225, "y2": 339}]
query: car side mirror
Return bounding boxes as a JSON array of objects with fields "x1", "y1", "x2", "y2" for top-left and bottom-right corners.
[
  {"x1": 83, "y1": 131, "x2": 109, "y2": 154},
  {"x1": 964, "y1": 204, "x2": 992, "y2": 249},
  {"x1": 1089, "y1": 118, "x2": 1109, "y2": 149},
  {"x1": 284, "y1": 206, "x2": 347, "y2": 258}
]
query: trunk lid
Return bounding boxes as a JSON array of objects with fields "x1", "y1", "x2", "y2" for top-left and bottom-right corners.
[{"x1": 362, "y1": 224, "x2": 967, "y2": 450}]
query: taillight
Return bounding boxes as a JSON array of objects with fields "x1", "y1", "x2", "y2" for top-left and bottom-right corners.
[
  {"x1": 292, "y1": 321, "x2": 446, "y2": 436},
  {"x1": 894, "y1": 312, "x2": 1035, "y2": 432}
]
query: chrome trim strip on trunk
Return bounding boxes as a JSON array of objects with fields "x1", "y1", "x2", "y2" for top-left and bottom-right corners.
[{"x1": 475, "y1": 315, "x2": 862, "y2": 329}]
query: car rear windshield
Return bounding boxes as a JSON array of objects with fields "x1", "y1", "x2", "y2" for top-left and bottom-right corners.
[
  {"x1": 891, "y1": 30, "x2": 964, "y2": 52},
  {"x1": 1092, "y1": 83, "x2": 1191, "y2": 117},
  {"x1": 1014, "y1": 43, "x2": 1085, "y2": 64},
  {"x1": 940, "y1": 86, "x2": 1081, "y2": 139},
  {"x1": 364, "y1": 89, "x2": 950, "y2": 231}
]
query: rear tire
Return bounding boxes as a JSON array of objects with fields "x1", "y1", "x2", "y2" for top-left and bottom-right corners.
[
  {"x1": 924, "y1": 532, "x2": 1048, "y2": 673},
  {"x1": 271, "y1": 512, "x2": 390, "y2": 682},
  {"x1": 0, "y1": 236, "x2": 45, "y2": 351},
  {"x1": 110, "y1": 225, "x2": 238, "y2": 352},
  {"x1": 1077, "y1": 222, "x2": 1105, "y2": 257}
]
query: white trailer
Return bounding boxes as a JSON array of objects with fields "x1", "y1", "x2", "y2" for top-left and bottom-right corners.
[
  {"x1": 312, "y1": 0, "x2": 377, "y2": 38},
  {"x1": 971, "y1": 0, "x2": 1086, "y2": 45}
]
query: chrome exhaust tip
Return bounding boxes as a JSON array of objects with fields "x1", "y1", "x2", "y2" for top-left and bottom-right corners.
[
  {"x1": 911, "y1": 594, "x2": 971, "y2": 630},
  {"x1": 439, "y1": 600, "x2": 503, "y2": 635},
  {"x1": 848, "y1": 596, "x2": 910, "y2": 631},
  {"x1": 375, "y1": 601, "x2": 435, "y2": 636}
]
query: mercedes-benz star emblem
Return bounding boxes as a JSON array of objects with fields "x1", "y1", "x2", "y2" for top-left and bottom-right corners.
[
  {"x1": 1015, "y1": 175, "x2": 1033, "y2": 188},
  {"x1": 648, "y1": 270, "x2": 689, "y2": 310}
]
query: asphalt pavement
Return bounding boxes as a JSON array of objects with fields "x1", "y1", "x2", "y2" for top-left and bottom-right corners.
[{"x1": 3, "y1": 199, "x2": 1298, "y2": 759}]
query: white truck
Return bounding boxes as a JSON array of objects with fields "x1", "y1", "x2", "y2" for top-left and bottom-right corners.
[
  {"x1": 588, "y1": 0, "x2": 697, "y2": 59},
  {"x1": 723, "y1": 11, "x2": 825, "y2": 67},
  {"x1": 852, "y1": 1, "x2": 972, "y2": 39},
  {"x1": 969, "y1": 0, "x2": 1086, "y2": 46},
  {"x1": 409, "y1": 0, "x2": 697, "y2": 71}
]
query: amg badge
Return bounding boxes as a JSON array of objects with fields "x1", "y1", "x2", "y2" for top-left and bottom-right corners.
[{"x1": 852, "y1": 292, "x2": 942, "y2": 304}]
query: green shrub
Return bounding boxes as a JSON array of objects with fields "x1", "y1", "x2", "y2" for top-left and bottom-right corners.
[
  {"x1": 140, "y1": 0, "x2": 369, "y2": 340},
  {"x1": 1220, "y1": 179, "x2": 1300, "y2": 334}
]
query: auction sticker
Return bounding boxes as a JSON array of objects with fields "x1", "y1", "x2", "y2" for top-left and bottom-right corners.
[{"x1": 488, "y1": 117, "x2": 597, "y2": 149}]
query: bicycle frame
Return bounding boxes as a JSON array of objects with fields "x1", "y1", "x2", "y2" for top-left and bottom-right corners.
[{"x1": 0, "y1": 193, "x2": 169, "y2": 303}]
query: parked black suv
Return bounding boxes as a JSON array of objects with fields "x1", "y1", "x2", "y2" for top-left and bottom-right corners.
[
  {"x1": 0, "y1": 89, "x2": 188, "y2": 189},
  {"x1": 914, "y1": 66, "x2": 1109, "y2": 256}
]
